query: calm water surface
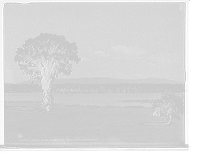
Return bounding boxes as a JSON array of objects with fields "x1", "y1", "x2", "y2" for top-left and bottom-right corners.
[{"x1": 4, "y1": 93, "x2": 183, "y2": 107}]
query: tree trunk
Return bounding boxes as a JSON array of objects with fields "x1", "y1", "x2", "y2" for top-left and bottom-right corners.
[
  {"x1": 41, "y1": 77, "x2": 54, "y2": 111},
  {"x1": 167, "y1": 114, "x2": 172, "y2": 124}
]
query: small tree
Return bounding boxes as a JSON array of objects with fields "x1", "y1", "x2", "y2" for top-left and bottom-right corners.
[
  {"x1": 14, "y1": 33, "x2": 81, "y2": 111},
  {"x1": 152, "y1": 93, "x2": 184, "y2": 125}
]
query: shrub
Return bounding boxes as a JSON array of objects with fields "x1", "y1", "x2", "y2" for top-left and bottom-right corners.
[{"x1": 152, "y1": 93, "x2": 184, "y2": 125}]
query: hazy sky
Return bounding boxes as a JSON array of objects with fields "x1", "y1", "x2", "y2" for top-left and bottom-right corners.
[{"x1": 4, "y1": 2, "x2": 186, "y2": 83}]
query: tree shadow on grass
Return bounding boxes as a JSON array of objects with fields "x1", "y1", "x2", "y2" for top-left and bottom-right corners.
[
  {"x1": 140, "y1": 122, "x2": 174, "y2": 126},
  {"x1": 5, "y1": 106, "x2": 46, "y2": 112}
]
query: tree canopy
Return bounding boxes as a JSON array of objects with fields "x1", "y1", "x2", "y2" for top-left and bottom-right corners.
[
  {"x1": 152, "y1": 93, "x2": 184, "y2": 124},
  {"x1": 14, "y1": 33, "x2": 81, "y2": 79},
  {"x1": 14, "y1": 33, "x2": 81, "y2": 111}
]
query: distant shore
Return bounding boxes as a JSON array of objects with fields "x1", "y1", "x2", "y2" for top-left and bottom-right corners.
[
  {"x1": 4, "y1": 82, "x2": 185, "y2": 93},
  {"x1": 4, "y1": 101, "x2": 146, "y2": 109}
]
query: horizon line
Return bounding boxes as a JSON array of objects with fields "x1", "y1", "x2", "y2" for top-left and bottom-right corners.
[{"x1": 4, "y1": 77, "x2": 184, "y2": 84}]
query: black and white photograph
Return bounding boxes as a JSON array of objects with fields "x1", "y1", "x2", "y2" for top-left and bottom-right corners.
[{"x1": 2, "y1": 1, "x2": 188, "y2": 149}]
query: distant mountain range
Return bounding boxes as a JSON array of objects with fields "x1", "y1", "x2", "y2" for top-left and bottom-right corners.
[{"x1": 17, "y1": 77, "x2": 183, "y2": 85}]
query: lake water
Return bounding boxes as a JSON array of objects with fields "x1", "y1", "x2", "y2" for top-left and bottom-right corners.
[{"x1": 4, "y1": 93, "x2": 183, "y2": 107}]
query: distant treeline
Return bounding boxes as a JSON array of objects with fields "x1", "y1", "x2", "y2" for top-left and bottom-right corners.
[{"x1": 4, "y1": 83, "x2": 185, "y2": 93}]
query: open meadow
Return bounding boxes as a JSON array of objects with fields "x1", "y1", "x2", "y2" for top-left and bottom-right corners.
[{"x1": 4, "y1": 92, "x2": 185, "y2": 148}]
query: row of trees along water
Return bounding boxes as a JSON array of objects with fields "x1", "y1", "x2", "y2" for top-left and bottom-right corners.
[{"x1": 5, "y1": 83, "x2": 184, "y2": 93}]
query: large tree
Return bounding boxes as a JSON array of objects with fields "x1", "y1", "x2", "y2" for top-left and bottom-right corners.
[{"x1": 14, "y1": 33, "x2": 81, "y2": 111}]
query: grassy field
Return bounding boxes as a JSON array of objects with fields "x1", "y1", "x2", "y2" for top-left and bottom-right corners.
[{"x1": 4, "y1": 93, "x2": 185, "y2": 148}]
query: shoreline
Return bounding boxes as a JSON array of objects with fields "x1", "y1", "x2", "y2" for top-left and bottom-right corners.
[
  {"x1": 4, "y1": 91, "x2": 185, "y2": 94},
  {"x1": 4, "y1": 101, "x2": 150, "y2": 109}
]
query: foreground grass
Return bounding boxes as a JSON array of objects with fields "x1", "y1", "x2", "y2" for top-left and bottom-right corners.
[{"x1": 4, "y1": 101, "x2": 185, "y2": 148}]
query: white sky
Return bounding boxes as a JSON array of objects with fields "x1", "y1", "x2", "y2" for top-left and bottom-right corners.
[{"x1": 4, "y1": 2, "x2": 186, "y2": 83}]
